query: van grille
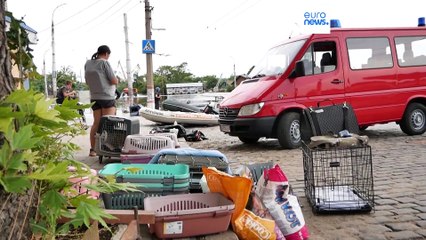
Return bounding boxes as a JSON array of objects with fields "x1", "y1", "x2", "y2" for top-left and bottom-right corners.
[{"x1": 219, "y1": 107, "x2": 239, "y2": 120}]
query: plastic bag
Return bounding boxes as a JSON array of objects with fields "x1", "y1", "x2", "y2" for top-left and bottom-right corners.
[
  {"x1": 202, "y1": 167, "x2": 277, "y2": 240},
  {"x1": 249, "y1": 192, "x2": 285, "y2": 240},
  {"x1": 256, "y1": 165, "x2": 309, "y2": 240}
]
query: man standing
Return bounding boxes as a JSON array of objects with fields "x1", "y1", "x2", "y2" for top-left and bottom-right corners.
[
  {"x1": 154, "y1": 87, "x2": 161, "y2": 109},
  {"x1": 56, "y1": 80, "x2": 76, "y2": 104}
]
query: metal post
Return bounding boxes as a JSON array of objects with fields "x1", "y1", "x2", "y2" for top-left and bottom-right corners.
[
  {"x1": 43, "y1": 49, "x2": 50, "y2": 98},
  {"x1": 43, "y1": 58, "x2": 48, "y2": 97},
  {"x1": 123, "y1": 13, "x2": 133, "y2": 105},
  {"x1": 230, "y1": 56, "x2": 236, "y2": 87},
  {"x1": 233, "y1": 63, "x2": 236, "y2": 87},
  {"x1": 145, "y1": 0, "x2": 154, "y2": 108},
  {"x1": 51, "y1": 3, "x2": 66, "y2": 98}
]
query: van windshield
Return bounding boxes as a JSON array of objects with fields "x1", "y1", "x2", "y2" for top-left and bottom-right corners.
[{"x1": 249, "y1": 39, "x2": 306, "y2": 78}]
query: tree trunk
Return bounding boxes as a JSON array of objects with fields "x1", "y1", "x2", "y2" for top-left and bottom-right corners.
[
  {"x1": 0, "y1": 187, "x2": 39, "y2": 240},
  {"x1": 0, "y1": 0, "x2": 14, "y2": 97},
  {"x1": 0, "y1": 1, "x2": 37, "y2": 240}
]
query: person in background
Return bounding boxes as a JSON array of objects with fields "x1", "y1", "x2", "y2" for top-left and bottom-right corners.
[
  {"x1": 56, "y1": 80, "x2": 76, "y2": 104},
  {"x1": 85, "y1": 45, "x2": 119, "y2": 157},
  {"x1": 154, "y1": 87, "x2": 161, "y2": 110}
]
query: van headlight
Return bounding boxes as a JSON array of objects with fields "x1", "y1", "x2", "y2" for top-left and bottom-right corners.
[{"x1": 238, "y1": 102, "x2": 264, "y2": 117}]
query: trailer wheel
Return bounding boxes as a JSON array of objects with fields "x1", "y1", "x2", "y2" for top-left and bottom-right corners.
[
  {"x1": 238, "y1": 136, "x2": 259, "y2": 144},
  {"x1": 400, "y1": 103, "x2": 426, "y2": 135},
  {"x1": 277, "y1": 112, "x2": 302, "y2": 149}
]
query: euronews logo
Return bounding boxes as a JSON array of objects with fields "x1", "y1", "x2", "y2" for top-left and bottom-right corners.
[{"x1": 304, "y1": 12, "x2": 329, "y2": 26}]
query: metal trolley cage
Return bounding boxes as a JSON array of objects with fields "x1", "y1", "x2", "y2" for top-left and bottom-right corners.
[
  {"x1": 302, "y1": 142, "x2": 374, "y2": 213},
  {"x1": 95, "y1": 115, "x2": 140, "y2": 163}
]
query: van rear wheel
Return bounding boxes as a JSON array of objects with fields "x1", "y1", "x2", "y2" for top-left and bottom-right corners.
[
  {"x1": 277, "y1": 112, "x2": 302, "y2": 149},
  {"x1": 400, "y1": 103, "x2": 426, "y2": 135},
  {"x1": 238, "y1": 136, "x2": 259, "y2": 144}
]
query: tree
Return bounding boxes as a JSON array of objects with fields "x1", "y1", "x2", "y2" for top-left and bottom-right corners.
[
  {"x1": 1, "y1": 5, "x2": 133, "y2": 239},
  {"x1": 56, "y1": 66, "x2": 77, "y2": 87},
  {"x1": 0, "y1": 4, "x2": 14, "y2": 97},
  {"x1": 0, "y1": 2, "x2": 35, "y2": 239},
  {"x1": 5, "y1": 10, "x2": 37, "y2": 86},
  {"x1": 194, "y1": 75, "x2": 218, "y2": 92},
  {"x1": 133, "y1": 74, "x2": 146, "y2": 94}
]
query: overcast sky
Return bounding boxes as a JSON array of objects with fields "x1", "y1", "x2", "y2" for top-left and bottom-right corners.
[{"x1": 7, "y1": 0, "x2": 426, "y2": 81}]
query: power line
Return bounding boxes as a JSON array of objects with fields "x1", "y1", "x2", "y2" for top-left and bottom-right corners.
[
  {"x1": 62, "y1": 0, "x2": 124, "y2": 35},
  {"x1": 84, "y1": 0, "x2": 139, "y2": 33},
  {"x1": 56, "y1": 0, "x2": 103, "y2": 26},
  {"x1": 208, "y1": 0, "x2": 263, "y2": 30},
  {"x1": 207, "y1": 0, "x2": 249, "y2": 29},
  {"x1": 37, "y1": 0, "x2": 104, "y2": 33}
]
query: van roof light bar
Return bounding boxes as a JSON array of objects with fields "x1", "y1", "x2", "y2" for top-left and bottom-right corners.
[
  {"x1": 419, "y1": 17, "x2": 425, "y2": 27},
  {"x1": 330, "y1": 19, "x2": 341, "y2": 28}
]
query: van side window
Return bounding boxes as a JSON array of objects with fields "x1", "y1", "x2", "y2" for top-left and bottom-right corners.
[
  {"x1": 395, "y1": 36, "x2": 426, "y2": 67},
  {"x1": 347, "y1": 37, "x2": 393, "y2": 70},
  {"x1": 300, "y1": 41, "x2": 337, "y2": 76}
]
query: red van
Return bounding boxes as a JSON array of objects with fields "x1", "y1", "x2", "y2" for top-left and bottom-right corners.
[{"x1": 218, "y1": 20, "x2": 426, "y2": 149}]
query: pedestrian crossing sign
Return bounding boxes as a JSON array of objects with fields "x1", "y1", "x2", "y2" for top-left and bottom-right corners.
[{"x1": 142, "y1": 40, "x2": 155, "y2": 54}]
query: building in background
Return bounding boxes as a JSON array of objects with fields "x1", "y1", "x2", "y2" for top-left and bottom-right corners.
[{"x1": 166, "y1": 82, "x2": 203, "y2": 95}]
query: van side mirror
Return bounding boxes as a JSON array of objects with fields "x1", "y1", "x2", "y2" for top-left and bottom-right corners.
[{"x1": 289, "y1": 60, "x2": 306, "y2": 79}]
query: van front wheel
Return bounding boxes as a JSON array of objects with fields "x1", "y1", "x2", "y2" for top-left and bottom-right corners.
[
  {"x1": 400, "y1": 103, "x2": 426, "y2": 135},
  {"x1": 277, "y1": 112, "x2": 302, "y2": 149}
]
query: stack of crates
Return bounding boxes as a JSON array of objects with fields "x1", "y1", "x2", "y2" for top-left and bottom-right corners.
[
  {"x1": 302, "y1": 142, "x2": 374, "y2": 213},
  {"x1": 120, "y1": 134, "x2": 176, "y2": 163},
  {"x1": 150, "y1": 148, "x2": 231, "y2": 193},
  {"x1": 99, "y1": 163, "x2": 189, "y2": 209},
  {"x1": 95, "y1": 115, "x2": 140, "y2": 163}
]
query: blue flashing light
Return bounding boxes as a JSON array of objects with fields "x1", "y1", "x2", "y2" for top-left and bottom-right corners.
[
  {"x1": 330, "y1": 19, "x2": 341, "y2": 28},
  {"x1": 419, "y1": 17, "x2": 425, "y2": 27}
]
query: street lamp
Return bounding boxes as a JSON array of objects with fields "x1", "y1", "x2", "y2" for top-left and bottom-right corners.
[{"x1": 51, "y1": 3, "x2": 66, "y2": 98}]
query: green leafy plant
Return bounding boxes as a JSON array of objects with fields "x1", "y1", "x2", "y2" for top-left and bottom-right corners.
[{"x1": 0, "y1": 89, "x2": 137, "y2": 239}]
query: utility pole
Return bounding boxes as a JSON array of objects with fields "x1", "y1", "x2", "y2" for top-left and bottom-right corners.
[
  {"x1": 43, "y1": 58, "x2": 48, "y2": 97},
  {"x1": 51, "y1": 3, "x2": 66, "y2": 97},
  {"x1": 145, "y1": 0, "x2": 154, "y2": 108},
  {"x1": 123, "y1": 13, "x2": 133, "y2": 105}
]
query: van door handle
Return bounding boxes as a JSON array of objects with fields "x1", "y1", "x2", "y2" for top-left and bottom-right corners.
[{"x1": 331, "y1": 79, "x2": 343, "y2": 84}]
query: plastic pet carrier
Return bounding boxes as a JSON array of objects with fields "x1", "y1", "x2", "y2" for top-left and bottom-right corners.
[
  {"x1": 65, "y1": 167, "x2": 99, "y2": 199},
  {"x1": 99, "y1": 163, "x2": 190, "y2": 209},
  {"x1": 95, "y1": 115, "x2": 140, "y2": 163},
  {"x1": 150, "y1": 148, "x2": 231, "y2": 192},
  {"x1": 302, "y1": 142, "x2": 374, "y2": 213},
  {"x1": 121, "y1": 134, "x2": 175, "y2": 155},
  {"x1": 148, "y1": 132, "x2": 180, "y2": 148},
  {"x1": 244, "y1": 161, "x2": 274, "y2": 185},
  {"x1": 144, "y1": 192, "x2": 235, "y2": 239},
  {"x1": 120, "y1": 153, "x2": 153, "y2": 164}
]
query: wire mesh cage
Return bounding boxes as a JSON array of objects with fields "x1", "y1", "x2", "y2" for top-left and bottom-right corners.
[
  {"x1": 95, "y1": 115, "x2": 140, "y2": 162},
  {"x1": 302, "y1": 142, "x2": 374, "y2": 213}
]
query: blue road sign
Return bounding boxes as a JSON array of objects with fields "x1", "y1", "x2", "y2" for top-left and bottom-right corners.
[{"x1": 142, "y1": 40, "x2": 155, "y2": 54}]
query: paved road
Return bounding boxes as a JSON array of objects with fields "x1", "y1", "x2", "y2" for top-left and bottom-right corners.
[{"x1": 74, "y1": 112, "x2": 426, "y2": 240}]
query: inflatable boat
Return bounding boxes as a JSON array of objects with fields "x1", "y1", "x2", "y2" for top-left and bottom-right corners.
[{"x1": 139, "y1": 106, "x2": 219, "y2": 126}]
